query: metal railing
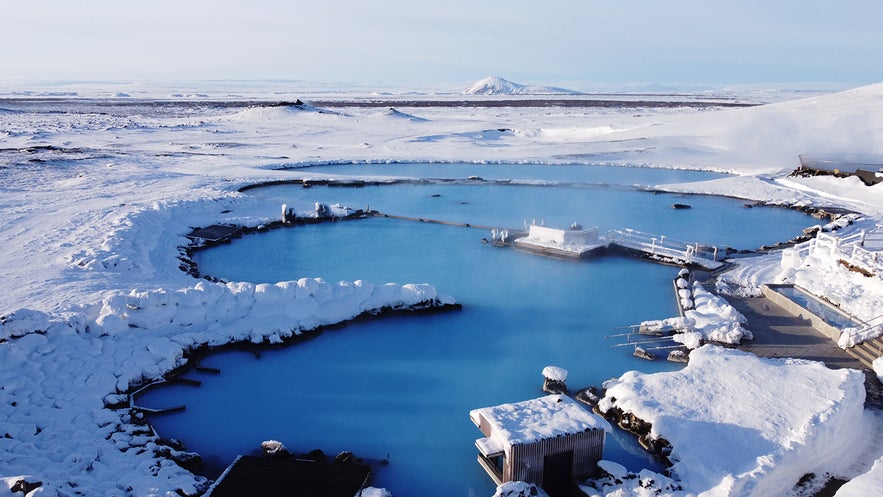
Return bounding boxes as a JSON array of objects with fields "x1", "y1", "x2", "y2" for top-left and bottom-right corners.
[
  {"x1": 841, "y1": 314, "x2": 883, "y2": 349},
  {"x1": 605, "y1": 228, "x2": 723, "y2": 264}
]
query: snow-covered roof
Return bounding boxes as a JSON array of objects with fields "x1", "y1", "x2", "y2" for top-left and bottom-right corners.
[{"x1": 471, "y1": 395, "x2": 610, "y2": 448}]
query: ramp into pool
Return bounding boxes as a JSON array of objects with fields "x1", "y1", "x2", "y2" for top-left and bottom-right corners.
[
  {"x1": 761, "y1": 284, "x2": 883, "y2": 369},
  {"x1": 726, "y1": 293, "x2": 862, "y2": 370},
  {"x1": 726, "y1": 284, "x2": 883, "y2": 372}
]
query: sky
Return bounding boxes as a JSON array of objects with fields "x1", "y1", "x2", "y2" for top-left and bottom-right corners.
[{"x1": 2, "y1": 0, "x2": 882, "y2": 88}]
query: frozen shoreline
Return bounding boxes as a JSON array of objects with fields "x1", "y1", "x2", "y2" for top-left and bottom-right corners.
[{"x1": 2, "y1": 85, "x2": 883, "y2": 496}]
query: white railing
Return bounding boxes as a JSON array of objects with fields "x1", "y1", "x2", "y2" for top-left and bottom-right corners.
[
  {"x1": 605, "y1": 229, "x2": 723, "y2": 265},
  {"x1": 838, "y1": 229, "x2": 883, "y2": 278},
  {"x1": 814, "y1": 232, "x2": 841, "y2": 255},
  {"x1": 784, "y1": 228, "x2": 883, "y2": 279},
  {"x1": 789, "y1": 238, "x2": 815, "y2": 263},
  {"x1": 840, "y1": 314, "x2": 883, "y2": 348},
  {"x1": 848, "y1": 245, "x2": 883, "y2": 275}
]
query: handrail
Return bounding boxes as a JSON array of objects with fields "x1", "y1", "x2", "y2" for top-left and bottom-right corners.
[
  {"x1": 841, "y1": 313, "x2": 883, "y2": 346},
  {"x1": 605, "y1": 229, "x2": 724, "y2": 262},
  {"x1": 792, "y1": 229, "x2": 883, "y2": 278}
]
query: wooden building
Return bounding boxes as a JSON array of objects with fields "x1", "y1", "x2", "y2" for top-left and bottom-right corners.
[
  {"x1": 470, "y1": 395, "x2": 610, "y2": 497},
  {"x1": 205, "y1": 455, "x2": 372, "y2": 497},
  {"x1": 186, "y1": 224, "x2": 242, "y2": 245}
]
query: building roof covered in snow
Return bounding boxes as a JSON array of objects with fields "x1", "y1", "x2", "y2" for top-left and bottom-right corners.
[{"x1": 470, "y1": 394, "x2": 610, "y2": 448}]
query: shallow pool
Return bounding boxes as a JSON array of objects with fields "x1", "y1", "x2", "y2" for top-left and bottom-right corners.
[
  {"x1": 139, "y1": 165, "x2": 817, "y2": 496},
  {"x1": 773, "y1": 285, "x2": 860, "y2": 329}
]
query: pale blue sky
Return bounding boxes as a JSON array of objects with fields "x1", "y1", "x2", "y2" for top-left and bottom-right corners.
[{"x1": 2, "y1": 0, "x2": 881, "y2": 86}]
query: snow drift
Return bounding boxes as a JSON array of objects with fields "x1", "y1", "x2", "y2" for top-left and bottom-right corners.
[{"x1": 598, "y1": 346, "x2": 868, "y2": 496}]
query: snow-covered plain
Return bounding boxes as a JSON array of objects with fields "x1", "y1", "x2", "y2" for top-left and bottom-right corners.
[{"x1": 1, "y1": 81, "x2": 883, "y2": 496}]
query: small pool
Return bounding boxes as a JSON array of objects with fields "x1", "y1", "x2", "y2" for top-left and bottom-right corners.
[{"x1": 772, "y1": 285, "x2": 860, "y2": 330}]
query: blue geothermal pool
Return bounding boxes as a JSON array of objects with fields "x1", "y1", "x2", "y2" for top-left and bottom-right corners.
[{"x1": 138, "y1": 164, "x2": 816, "y2": 496}]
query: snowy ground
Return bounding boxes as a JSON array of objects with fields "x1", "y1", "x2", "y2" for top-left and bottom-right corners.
[{"x1": 1, "y1": 82, "x2": 883, "y2": 496}]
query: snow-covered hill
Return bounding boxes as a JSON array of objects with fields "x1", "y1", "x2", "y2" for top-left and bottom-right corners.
[{"x1": 462, "y1": 76, "x2": 581, "y2": 96}]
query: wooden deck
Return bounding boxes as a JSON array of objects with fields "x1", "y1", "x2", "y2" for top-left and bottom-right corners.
[
  {"x1": 206, "y1": 455, "x2": 372, "y2": 497},
  {"x1": 725, "y1": 294, "x2": 883, "y2": 408},
  {"x1": 605, "y1": 229, "x2": 726, "y2": 270},
  {"x1": 726, "y1": 294, "x2": 862, "y2": 370},
  {"x1": 187, "y1": 224, "x2": 242, "y2": 243}
]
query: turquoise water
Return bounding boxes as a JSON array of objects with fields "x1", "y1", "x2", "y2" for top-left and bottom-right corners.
[
  {"x1": 138, "y1": 165, "x2": 817, "y2": 496},
  {"x1": 248, "y1": 184, "x2": 811, "y2": 252}
]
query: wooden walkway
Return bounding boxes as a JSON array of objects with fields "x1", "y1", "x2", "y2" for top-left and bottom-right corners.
[
  {"x1": 605, "y1": 229, "x2": 726, "y2": 270},
  {"x1": 187, "y1": 224, "x2": 242, "y2": 243},
  {"x1": 725, "y1": 294, "x2": 883, "y2": 408},
  {"x1": 726, "y1": 295, "x2": 862, "y2": 370}
]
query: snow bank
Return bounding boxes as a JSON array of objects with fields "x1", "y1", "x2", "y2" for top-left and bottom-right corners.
[
  {"x1": 639, "y1": 282, "x2": 751, "y2": 349},
  {"x1": 683, "y1": 282, "x2": 752, "y2": 346},
  {"x1": 0, "y1": 273, "x2": 451, "y2": 496},
  {"x1": 542, "y1": 365, "x2": 568, "y2": 382},
  {"x1": 491, "y1": 481, "x2": 550, "y2": 497},
  {"x1": 0, "y1": 312, "x2": 209, "y2": 496},
  {"x1": 581, "y1": 463, "x2": 684, "y2": 497},
  {"x1": 598, "y1": 346, "x2": 868, "y2": 496},
  {"x1": 358, "y1": 487, "x2": 394, "y2": 497},
  {"x1": 834, "y1": 455, "x2": 883, "y2": 497},
  {"x1": 95, "y1": 278, "x2": 445, "y2": 355}
]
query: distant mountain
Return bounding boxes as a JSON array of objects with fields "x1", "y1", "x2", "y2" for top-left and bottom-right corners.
[{"x1": 462, "y1": 76, "x2": 581, "y2": 96}]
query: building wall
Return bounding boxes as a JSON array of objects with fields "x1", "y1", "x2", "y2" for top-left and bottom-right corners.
[
  {"x1": 528, "y1": 225, "x2": 600, "y2": 246},
  {"x1": 505, "y1": 429, "x2": 605, "y2": 484}
]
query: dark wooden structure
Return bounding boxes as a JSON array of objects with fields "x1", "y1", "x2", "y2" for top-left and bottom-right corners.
[
  {"x1": 470, "y1": 395, "x2": 608, "y2": 497},
  {"x1": 187, "y1": 225, "x2": 242, "y2": 244},
  {"x1": 796, "y1": 153, "x2": 883, "y2": 186},
  {"x1": 206, "y1": 455, "x2": 372, "y2": 497}
]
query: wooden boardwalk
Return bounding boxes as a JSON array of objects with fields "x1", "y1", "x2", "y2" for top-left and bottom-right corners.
[
  {"x1": 725, "y1": 294, "x2": 883, "y2": 408},
  {"x1": 726, "y1": 295, "x2": 862, "y2": 370},
  {"x1": 187, "y1": 224, "x2": 242, "y2": 243},
  {"x1": 605, "y1": 229, "x2": 726, "y2": 270}
]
